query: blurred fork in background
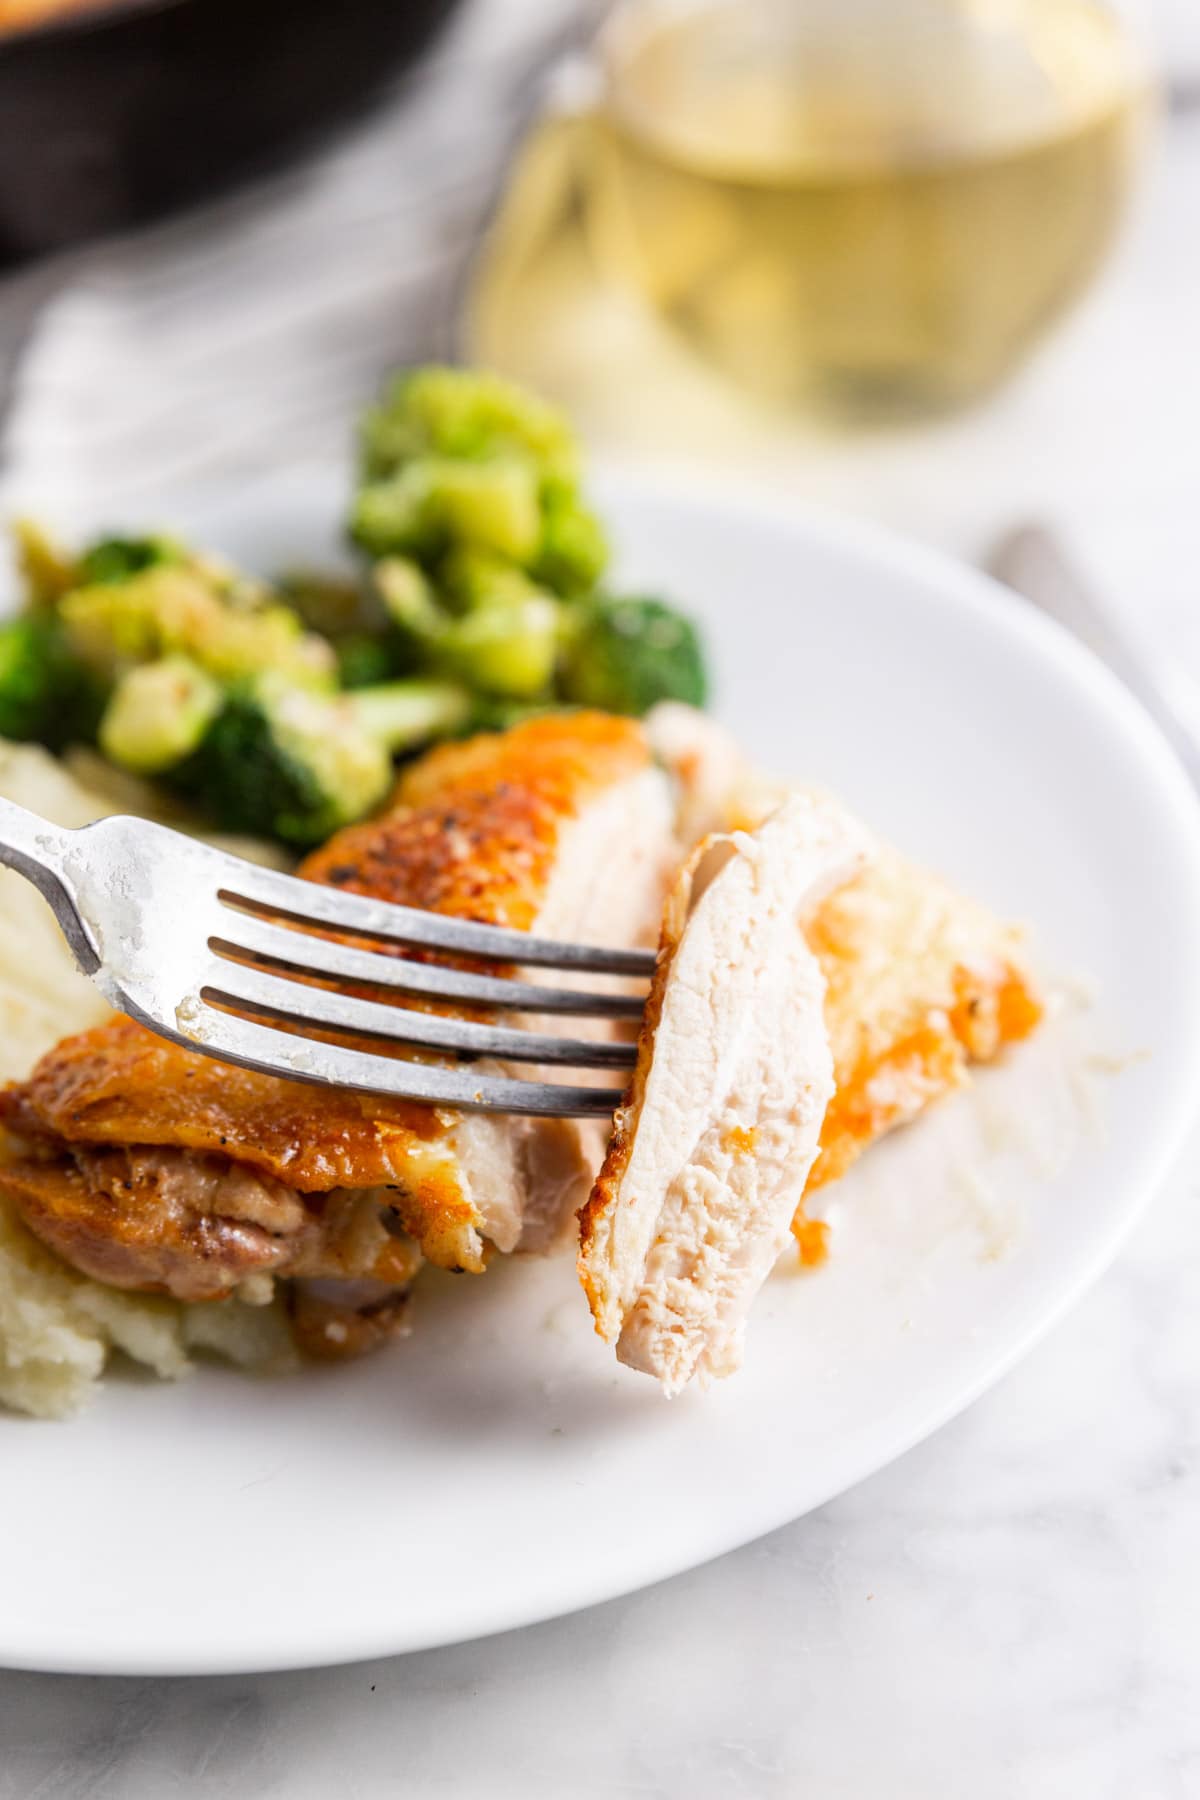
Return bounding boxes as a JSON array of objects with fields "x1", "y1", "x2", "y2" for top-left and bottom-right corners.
[{"x1": 989, "y1": 523, "x2": 1200, "y2": 794}]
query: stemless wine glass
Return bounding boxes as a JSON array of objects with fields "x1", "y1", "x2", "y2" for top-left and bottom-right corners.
[{"x1": 468, "y1": 0, "x2": 1155, "y2": 423}]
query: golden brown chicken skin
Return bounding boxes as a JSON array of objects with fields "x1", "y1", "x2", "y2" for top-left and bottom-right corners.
[{"x1": 0, "y1": 713, "x2": 672, "y2": 1343}]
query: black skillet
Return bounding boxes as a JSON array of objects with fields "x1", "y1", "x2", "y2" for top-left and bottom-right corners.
[{"x1": 0, "y1": 0, "x2": 461, "y2": 264}]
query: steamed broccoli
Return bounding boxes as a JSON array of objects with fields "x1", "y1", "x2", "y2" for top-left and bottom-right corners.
[
  {"x1": 374, "y1": 551, "x2": 561, "y2": 699},
  {"x1": 560, "y1": 596, "x2": 708, "y2": 716},
  {"x1": 2, "y1": 370, "x2": 715, "y2": 857},
  {"x1": 441, "y1": 596, "x2": 560, "y2": 700},
  {"x1": 335, "y1": 633, "x2": 400, "y2": 690},
  {"x1": 60, "y1": 567, "x2": 336, "y2": 690},
  {"x1": 347, "y1": 679, "x2": 472, "y2": 750},
  {"x1": 77, "y1": 535, "x2": 182, "y2": 586},
  {"x1": 530, "y1": 485, "x2": 608, "y2": 597},
  {"x1": 0, "y1": 615, "x2": 104, "y2": 749},
  {"x1": 98, "y1": 656, "x2": 224, "y2": 775},
  {"x1": 172, "y1": 674, "x2": 470, "y2": 847},
  {"x1": 360, "y1": 365, "x2": 579, "y2": 484},
  {"x1": 373, "y1": 555, "x2": 445, "y2": 635},
  {"x1": 351, "y1": 457, "x2": 543, "y2": 565},
  {"x1": 351, "y1": 366, "x2": 607, "y2": 593}
]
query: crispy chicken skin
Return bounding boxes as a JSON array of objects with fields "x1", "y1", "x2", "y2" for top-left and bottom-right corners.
[
  {"x1": 307, "y1": 710, "x2": 655, "y2": 931},
  {"x1": 0, "y1": 714, "x2": 676, "y2": 1337}
]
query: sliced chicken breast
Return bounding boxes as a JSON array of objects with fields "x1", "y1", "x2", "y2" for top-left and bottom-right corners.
[
  {"x1": 578, "y1": 794, "x2": 870, "y2": 1395},
  {"x1": 0, "y1": 714, "x2": 677, "y2": 1348}
]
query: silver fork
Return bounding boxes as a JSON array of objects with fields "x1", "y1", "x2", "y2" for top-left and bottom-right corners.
[{"x1": 0, "y1": 799, "x2": 654, "y2": 1117}]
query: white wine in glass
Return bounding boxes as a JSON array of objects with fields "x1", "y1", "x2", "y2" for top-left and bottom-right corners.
[{"x1": 490, "y1": 0, "x2": 1152, "y2": 421}]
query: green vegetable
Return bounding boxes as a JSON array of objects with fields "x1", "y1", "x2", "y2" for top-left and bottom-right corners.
[
  {"x1": 98, "y1": 656, "x2": 224, "y2": 774},
  {"x1": 442, "y1": 596, "x2": 560, "y2": 700},
  {"x1": 336, "y1": 633, "x2": 398, "y2": 690},
  {"x1": 352, "y1": 457, "x2": 543, "y2": 564},
  {"x1": 360, "y1": 365, "x2": 579, "y2": 484},
  {"x1": 374, "y1": 556, "x2": 450, "y2": 635},
  {"x1": 349, "y1": 679, "x2": 472, "y2": 749},
  {"x1": 351, "y1": 366, "x2": 606, "y2": 593},
  {"x1": 60, "y1": 568, "x2": 336, "y2": 690},
  {"x1": 173, "y1": 674, "x2": 470, "y2": 847},
  {"x1": 560, "y1": 596, "x2": 708, "y2": 716},
  {"x1": 530, "y1": 487, "x2": 608, "y2": 596},
  {"x1": 0, "y1": 615, "x2": 103, "y2": 749},
  {"x1": 2, "y1": 370, "x2": 713, "y2": 855},
  {"x1": 438, "y1": 547, "x2": 547, "y2": 615},
  {"x1": 375, "y1": 551, "x2": 560, "y2": 699},
  {"x1": 77, "y1": 535, "x2": 182, "y2": 586}
]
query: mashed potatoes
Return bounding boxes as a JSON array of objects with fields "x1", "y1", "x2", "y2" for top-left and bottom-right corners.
[{"x1": 0, "y1": 741, "x2": 295, "y2": 1417}]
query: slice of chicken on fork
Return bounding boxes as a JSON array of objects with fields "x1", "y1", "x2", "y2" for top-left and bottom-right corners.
[
  {"x1": 579, "y1": 793, "x2": 871, "y2": 1395},
  {"x1": 0, "y1": 714, "x2": 679, "y2": 1352}
]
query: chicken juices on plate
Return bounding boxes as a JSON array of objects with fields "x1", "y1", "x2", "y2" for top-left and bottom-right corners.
[{"x1": 0, "y1": 713, "x2": 678, "y2": 1354}]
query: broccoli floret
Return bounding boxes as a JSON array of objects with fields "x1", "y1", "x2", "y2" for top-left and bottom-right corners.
[
  {"x1": 351, "y1": 367, "x2": 609, "y2": 598},
  {"x1": 172, "y1": 675, "x2": 470, "y2": 848},
  {"x1": 0, "y1": 615, "x2": 104, "y2": 749},
  {"x1": 439, "y1": 546, "x2": 547, "y2": 615},
  {"x1": 98, "y1": 656, "x2": 223, "y2": 775},
  {"x1": 360, "y1": 366, "x2": 579, "y2": 484},
  {"x1": 352, "y1": 457, "x2": 543, "y2": 564},
  {"x1": 60, "y1": 568, "x2": 336, "y2": 690},
  {"x1": 441, "y1": 596, "x2": 560, "y2": 700},
  {"x1": 559, "y1": 596, "x2": 708, "y2": 716},
  {"x1": 336, "y1": 633, "x2": 398, "y2": 690},
  {"x1": 373, "y1": 556, "x2": 444, "y2": 630},
  {"x1": 371, "y1": 557, "x2": 453, "y2": 676},
  {"x1": 374, "y1": 551, "x2": 560, "y2": 699},
  {"x1": 173, "y1": 681, "x2": 389, "y2": 848},
  {"x1": 77, "y1": 535, "x2": 182, "y2": 586},
  {"x1": 530, "y1": 487, "x2": 608, "y2": 596}
]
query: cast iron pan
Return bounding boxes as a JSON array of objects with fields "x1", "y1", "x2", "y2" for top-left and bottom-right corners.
[{"x1": 0, "y1": 0, "x2": 461, "y2": 264}]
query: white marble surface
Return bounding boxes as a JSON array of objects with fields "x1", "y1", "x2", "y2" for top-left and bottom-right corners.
[{"x1": 1, "y1": 26, "x2": 1200, "y2": 1800}]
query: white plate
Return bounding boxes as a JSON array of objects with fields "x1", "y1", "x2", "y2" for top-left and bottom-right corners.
[{"x1": 4, "y1": 467, "x2": 1200, "y2": 1677}]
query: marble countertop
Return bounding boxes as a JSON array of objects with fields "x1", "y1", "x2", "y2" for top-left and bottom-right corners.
[
  {"x1": 1, "y1": 24, "x2": 1199, "y2": 1800},
  {"x1": 4, "y1": 1110, "x2": 1198, "y2": 1798}
]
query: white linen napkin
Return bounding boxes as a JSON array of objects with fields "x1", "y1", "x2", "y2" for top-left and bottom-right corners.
[{"x1": 0, "y1": 0, "x2": 588, "y2": 521}]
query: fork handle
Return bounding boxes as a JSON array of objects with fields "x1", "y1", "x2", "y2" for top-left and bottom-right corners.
[{"x1": 0, "y1": 797, "x2": 99, "y2": 974}]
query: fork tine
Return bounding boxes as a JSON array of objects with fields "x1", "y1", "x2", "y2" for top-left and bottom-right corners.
[
  {"x1": 211, "y1": 914, "x2": 648, "y2": 1019},
  {"x1": 200, "y1": 963, "x2": 640, "y2": 1070},
  {"x1": 122, "y1": 1000, "x2": 627, "y2": 1117},
  {"x1": 214, "y1": 862, "x2": 659, "y2": 978}
]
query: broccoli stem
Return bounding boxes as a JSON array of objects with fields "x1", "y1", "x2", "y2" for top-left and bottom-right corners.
[{"x1": 347, "y1": 680, "x2": 471, "y2": 752}]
